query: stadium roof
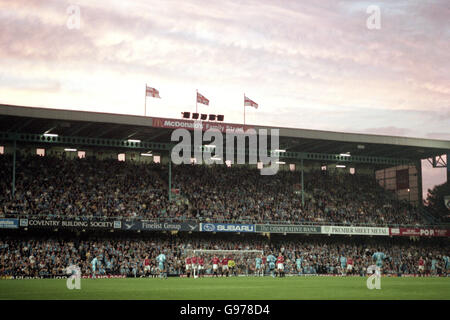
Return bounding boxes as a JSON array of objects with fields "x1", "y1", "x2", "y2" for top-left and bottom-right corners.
[{"x1": 0, "y1": 104, "x2": 449, "y2": 162}]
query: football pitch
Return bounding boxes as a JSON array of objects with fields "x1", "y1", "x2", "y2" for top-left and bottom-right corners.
[{"x1": 0, "y1": 276, "x2": 449, "y2": 300}]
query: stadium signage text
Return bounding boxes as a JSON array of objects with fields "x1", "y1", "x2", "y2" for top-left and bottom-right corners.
[
  {"x1": 153, "y1": 117, "x2": 251, "y2": 133},
  {"x1": 320, "y1": 226, "x2": 389, "y2": 236},
  {"x1": 255, "y1": 224, "x2": 321, "y2": 234},
  {"x1": 121, "y1": 221, "x2": 199, "y2": 232},
  {"x1": 389, "y1": 228, "x2": 449, "y2": 237},
  {"x1": 142, "y1": 222, "x2": 182, "y2": 230},
  {"x1": 0, "y1": 218, "x2": 19, "y2": 229},
  {"x1": 200, "y1": 223, "x2": 255, "y2": 233},
  {"x1": 1, "y1": 275, "x2": 127, "y2": 280},
  {"x1": 20, "y1": 219, "x2": 121, "y2": 230}
]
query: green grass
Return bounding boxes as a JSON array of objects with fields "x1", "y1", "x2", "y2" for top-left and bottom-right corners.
[{"x1": 0, "y1": 276, "x2": 449, "y2": 300}]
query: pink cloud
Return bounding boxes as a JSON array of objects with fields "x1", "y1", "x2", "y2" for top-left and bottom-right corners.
[{"x1": 0, "y1": 0, "x2": 448, "y2": 139}]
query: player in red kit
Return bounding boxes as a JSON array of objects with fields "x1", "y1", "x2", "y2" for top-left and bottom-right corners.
[
  {"x1": 211, "y1": 255, "x2": 220, "y2": 277},
  {"x1": 221, "y1": 256, "x2": 229, "y2": 277},
  {"x1": 143, "y1": 256, "x2": 151, "y2": 277},
  {"x1": 276, "y1": 253, "x2": 285, "y2": 277},
  {"x1": 185, "y1": 256, "x2": 192, "y2": 278},
  {"x1": 346, "y1": 257, "x2": 354, "y2": 276},
  {"x1": 191, "y1": 255, "x2": 198, "y2": 278},
  {"x1": 198, "y1": 256, "x2": 205, "y2": 277},
  {"x1": 418, "y1": 257, "x2": 425, "y2": 277}
]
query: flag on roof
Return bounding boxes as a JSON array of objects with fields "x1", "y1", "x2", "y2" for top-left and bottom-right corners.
[
  {"x1": 197, "y1": 92, "x2": 209, "y2": 106},
  {"x1": 244, "y1": 95, "x2": 258, "y2": 109},
  {"x1": 146, "y1": 85, "x2": 161, "y2": 98}
]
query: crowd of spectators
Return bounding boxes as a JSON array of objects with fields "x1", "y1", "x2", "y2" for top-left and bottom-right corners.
[
  {"x1": 0, "y1": 153, "x2": 428, "y2": 226},
  {"x1": 170, "y1": 164, "x2": 425, "y2": 226},
  {"x1": 0, "y1": 154, "x2": 170, "y2": 219},
  {"x1": 0, "y1": 232, "x2": 448, "y2": 278}
]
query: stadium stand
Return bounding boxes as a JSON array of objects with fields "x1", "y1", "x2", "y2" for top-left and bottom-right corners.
[
  {"x1": 0, "y1": 231, "x2": 448, "y2": 278},
  {"x1": 0, "y1": 105, "x2": 449, "y2": 282},
  {"x1": 0, "y1": 153, "x2": 429, "y2": 226}
]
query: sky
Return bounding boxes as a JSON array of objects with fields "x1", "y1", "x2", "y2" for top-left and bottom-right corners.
[{"x1": 0, "y1": 0, "x2": 448, "y2": 199}]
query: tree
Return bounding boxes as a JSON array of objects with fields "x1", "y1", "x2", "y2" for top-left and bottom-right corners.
[{"x1": 424, "y1": 181, "x2": 450, "y2": 220}]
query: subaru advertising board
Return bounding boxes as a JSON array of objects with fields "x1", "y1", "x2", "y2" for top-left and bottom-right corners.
[{"x1": 200, "y1": 223, "x2": 255, "y2": 233}]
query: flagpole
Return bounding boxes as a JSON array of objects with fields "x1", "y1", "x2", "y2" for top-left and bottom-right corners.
[
  {"x1": 144, "y1": 83, "x2": 147, "y2": 116},
  {"x1": 243, "y1": 93, "x2": 246, "y2": 127},
  {"x1": 196, "y1": 89, "x2": 198, "y2": 114}
]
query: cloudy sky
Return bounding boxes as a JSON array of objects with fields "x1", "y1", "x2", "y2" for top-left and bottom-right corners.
[{"x1": 0, "y1": 0, "x2": 448, "y2": 198}]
